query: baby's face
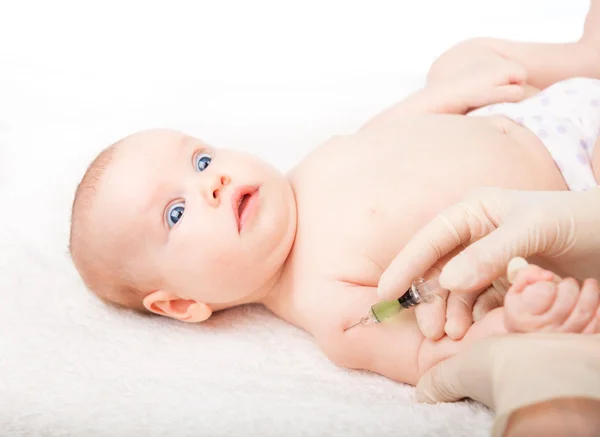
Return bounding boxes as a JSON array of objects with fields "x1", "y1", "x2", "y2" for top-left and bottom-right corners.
[{"x1": 94, "y1": 130, "x2": 296, "y2": 308}]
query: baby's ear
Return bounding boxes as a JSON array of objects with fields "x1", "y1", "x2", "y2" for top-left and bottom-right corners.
[{"x1": 143, "y1": 290, "x2": 212, "y2": 323}]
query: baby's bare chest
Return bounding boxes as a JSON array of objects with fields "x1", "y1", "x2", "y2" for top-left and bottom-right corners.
[
  {"x1": 287, "y1": 115, "x2": 558, "y2": 286},
  {"x1": 289, "y1": 139, "x2": 435, "y2": 286}
]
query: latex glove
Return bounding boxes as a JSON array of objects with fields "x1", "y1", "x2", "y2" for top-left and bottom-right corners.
[
  {"x1": 415, "y1": 332, "x2": 600, "y2": 437},
  {"x1": 378, "y1": 186, "x2": 600, "y2": 341}
]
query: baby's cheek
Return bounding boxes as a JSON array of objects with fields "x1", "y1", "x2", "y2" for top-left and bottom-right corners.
[{"x1": 210, "y1": 244, "x2": 242, "y2": 266}]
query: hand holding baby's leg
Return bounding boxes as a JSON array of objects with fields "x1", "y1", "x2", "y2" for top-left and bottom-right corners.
[{"x1": 504, "y1": 262, "x2": 600, "y2": 334}]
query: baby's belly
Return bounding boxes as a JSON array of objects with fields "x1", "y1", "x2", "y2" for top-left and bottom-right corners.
[{"x1": 291, "y1": 113, "x2": 567, "y2": 287}]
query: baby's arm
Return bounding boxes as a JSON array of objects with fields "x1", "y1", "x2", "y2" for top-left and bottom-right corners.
[
  {"x1": 315, "y1": 285, "x2": 507, "y2": 386},
  {"x1": 320, "y1": 265, "x2": 600, "y2": 385},
  {"x1": 359, "y1": 60, "x2": 525, "y2": 132},
  {"x1": 358, "y1": 84, "x2": 473, "y2": 131},
  {"x1": 320, "y1": 309, "x2": 507, "y2": 386}
]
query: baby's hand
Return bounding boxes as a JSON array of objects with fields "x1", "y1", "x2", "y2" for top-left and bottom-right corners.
[
  {"x1": 504, "y1": 263, "x2": 600, "y2": 334},
  {"x1": 450, "y1": 57, "x2": 527, "y2": 112}
]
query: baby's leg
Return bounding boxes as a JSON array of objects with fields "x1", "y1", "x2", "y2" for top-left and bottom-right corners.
[
  {"x1": 504, "y1": 264, "x2": 600, "y2": 334},
  {"x1": 428, "y1": 0, "x2": 600, "y2": 90},
  {"x1": 581, "y1": 0, "x2": 600, "y2": 49}
]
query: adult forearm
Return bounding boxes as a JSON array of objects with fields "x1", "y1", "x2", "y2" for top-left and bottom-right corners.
[{"x1": 502, "y1": 398, "x2": 600, "y2": 437}]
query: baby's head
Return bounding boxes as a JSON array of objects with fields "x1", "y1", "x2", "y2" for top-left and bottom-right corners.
[{"x1": 70, "y1": 129, "x2": 297, "y2": 322}]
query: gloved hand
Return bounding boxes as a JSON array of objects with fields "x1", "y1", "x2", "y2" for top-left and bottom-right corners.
[
  {"x1": 415, "y1": 332, "x2": 600, "y2": 437},
  {"x1": 377, "y1": 186, "x2": 600, "y2": 340}
]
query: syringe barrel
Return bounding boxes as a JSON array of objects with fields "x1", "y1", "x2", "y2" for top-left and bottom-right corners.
[
  {"x1": 369, "y1": 299, "x2": 404, "y2": 323},
  {"x1": 398, "y1": 277, "x2": 439, "y2": 308},
  {"x1": 368, "y1": 277, "x2": 441, "y2": 324}
]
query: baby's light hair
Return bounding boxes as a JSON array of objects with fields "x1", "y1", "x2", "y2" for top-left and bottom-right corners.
[{"x1": 69, "y1": 141, "x2": 148, "y2": 313}]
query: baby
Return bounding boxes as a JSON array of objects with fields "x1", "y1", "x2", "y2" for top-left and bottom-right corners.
[{"x1": 70, "y1": 11, "x2": 600, "y2": 385}]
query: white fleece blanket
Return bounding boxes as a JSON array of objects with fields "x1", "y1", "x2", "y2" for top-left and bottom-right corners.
[{"x1": 0, "y1": 1, "x2": 587, "y2": 435}]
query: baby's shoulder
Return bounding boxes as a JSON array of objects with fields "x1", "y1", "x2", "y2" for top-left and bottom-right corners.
[{"x1": 289, "y1": 134, "x2": 353, "y2": 173}]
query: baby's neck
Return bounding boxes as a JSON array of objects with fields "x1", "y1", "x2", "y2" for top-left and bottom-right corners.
[
  {"x1": 254, "y1": 186, "x2": 299, "y2": 322},
  {"x1": 251, "y1": 263, "x2": 288, "y2": 306},
  {"x1": 209, "y1": 263, "x2": 288, "y2": 312},
  {"x1": 258, "y1": 258, "x2": 304, "y2": 328}
]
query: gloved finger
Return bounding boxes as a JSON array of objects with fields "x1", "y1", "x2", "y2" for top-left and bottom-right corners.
[
  {"x1": 506, "y1": 257, "x2": 531, "y2": 284},
  {"x1": 414, "y1": 287, "x2": 449, "y2": 340},
  {"x1": 472, "y1": 285, "x2": 505, "y2": 322},
  {"x1": 417, "y1": 336, "x2": 500, "y2": 408},
  {"x1": 560, "y1": 278, "x2": 600, "y2": 332},
  {"x1": 378, "y1": 212, "x2": 463, "y2": 300},
  {"x1": 439, "y1": 214, "x2": 545, "y2": 294},
  {"x1": 378, "y1": 192, "x2": 498, "y2": 300},
  {"x1": 415, "y1": 355, "x2": 470, "y2": 404},
  {"x1": 444, "y1": 291, "x2": 479, "y2": 340}
]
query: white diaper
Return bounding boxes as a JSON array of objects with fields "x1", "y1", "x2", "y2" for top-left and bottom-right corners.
[{"x1": 468, "y1": 77, "x2": 600, "y2": 191}]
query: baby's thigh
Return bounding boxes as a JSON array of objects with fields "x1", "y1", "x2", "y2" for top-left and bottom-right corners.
[{"x1": 593, "y1": 136, "x2": 600, "y2": 183}]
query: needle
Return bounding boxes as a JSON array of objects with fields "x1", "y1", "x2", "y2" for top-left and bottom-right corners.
[
  {"x1": 344, "y1": 321, "x2": 362, "y2": 332},
  {"x1": 345, "y1": 316, "x2": 373, "y2": 331}
]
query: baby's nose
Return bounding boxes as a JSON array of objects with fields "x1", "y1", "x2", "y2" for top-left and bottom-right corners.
[{"x1": 204, "y1": 174, "x2": 230, "y2": 205}]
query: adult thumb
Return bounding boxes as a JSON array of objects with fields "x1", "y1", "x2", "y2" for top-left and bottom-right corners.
[
  {"x1": 439, "y1": 218, "x2": 540, "y2": 294},
  {"x1": 415, "y1": 356, "x2": 467, "y2": 404}
]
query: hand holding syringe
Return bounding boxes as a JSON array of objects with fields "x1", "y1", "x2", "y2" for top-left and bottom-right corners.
[
  {"x1": 345, "y1": 277, "x2": 442, "y2": 331},
  {"x1": 346, "y1": 258, "x2": 560, "y2": 332}
]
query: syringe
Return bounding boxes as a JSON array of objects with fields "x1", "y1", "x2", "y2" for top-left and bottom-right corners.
[{"x1": 344, "y1": 277, "x2": 441, "y2": 331}]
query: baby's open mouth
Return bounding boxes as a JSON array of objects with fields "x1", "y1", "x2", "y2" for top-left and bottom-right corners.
[
  {"x1": 238, "y1": 194, "x2": 250, "y2": 218},
  {"x1": 231, "y1": 186, "x2": 260, "y2": 233}
]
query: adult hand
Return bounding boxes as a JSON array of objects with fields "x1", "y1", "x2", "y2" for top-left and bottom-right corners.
[
  {"x1": 377, "y1": 186, "x2": 600, "y2": 340},
  {"x1": 415, "y1": 332, "x2": 600, "y2": 437}
]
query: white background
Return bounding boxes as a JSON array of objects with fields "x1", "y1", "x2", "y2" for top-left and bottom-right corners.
[
  {"x1": 0, "y1": 0, "x2": 589, "y2": 182},
  {"x1": 0, "y1": 1, "x2": 591, "y2": 436}
]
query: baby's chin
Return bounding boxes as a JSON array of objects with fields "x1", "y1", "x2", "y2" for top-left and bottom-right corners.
[{"x1": 249, "y1": 177, "x2": 296, "y2": 248}]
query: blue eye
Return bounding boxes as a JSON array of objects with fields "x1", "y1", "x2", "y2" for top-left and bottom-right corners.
[
  {"x1": 166, "y1": 202, "x2": 185, "y2": 228},
  {"x1": 195, "y1": 153, "x2": 212, "y2": 172}
]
